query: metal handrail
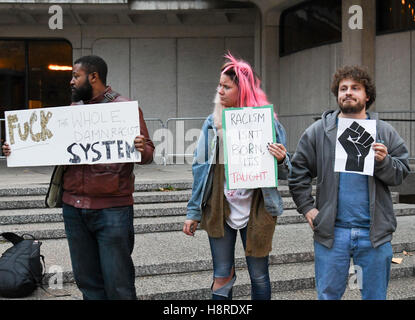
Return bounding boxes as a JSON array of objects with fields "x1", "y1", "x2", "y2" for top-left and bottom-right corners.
[
  {"x1": 143, "y1": 117, "x2": 166, "y2": 165},
  {"x1": 144, "y1": 117, "x2": 164, "y2": 128},
  {"x1": 165, "y1": 117, "x2": 206, "y2": 164}
]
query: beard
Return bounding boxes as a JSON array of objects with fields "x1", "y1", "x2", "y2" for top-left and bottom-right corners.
[
  {"x1": 338, "y1": 99, "x2": 366, "y2": 114},
  {"x1": 71, "y1": 78, "x2": 93, "y2": 102}
]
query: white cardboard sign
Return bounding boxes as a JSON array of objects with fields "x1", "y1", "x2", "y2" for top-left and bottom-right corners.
[
  {"x1": 5, "y1": 101, "x2": 141, "y2": 167},
  {"x1": 335, "y1": 118, "x2": 376, "y2": 176},
  {"x1": 223, "y1": 105, "x2": 278, "y2": 189}
]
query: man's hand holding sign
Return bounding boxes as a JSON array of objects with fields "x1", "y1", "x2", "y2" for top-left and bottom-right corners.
[
  {"x1": 372, "y1": 142, "x2": 388, "y2": 162},
  {"x1": 2, "y1": 143, "x2": 10, "y2": 156}
]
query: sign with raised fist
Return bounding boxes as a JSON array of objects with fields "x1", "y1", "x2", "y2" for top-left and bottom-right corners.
[{"x1": 335, "y1": 118, "x2": 376, "y2": 175}]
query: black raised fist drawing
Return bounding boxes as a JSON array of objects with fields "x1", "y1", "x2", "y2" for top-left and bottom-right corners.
[{"x1": 338, "y1": 121, "x2": 374, "y2": 172}]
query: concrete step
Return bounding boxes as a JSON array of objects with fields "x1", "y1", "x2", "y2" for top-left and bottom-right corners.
[
  {"x1": 134, "y1": 252, "x2": 415, "y2": 300},
  {"x1": 0, "y1": 183, "x2": 401, "y2": 206},
  {"x1": 1, "y1": 214, "x2": 414, "y2": 288},
  {"x1": 0, "y1": 181, "x2": 193, "y2": 197},
  {"x1": 0, "y1": 191, "x2": 192, "y2": 209},
  {"x1": 237, "y1": 275, "x2": 415, "y2": 300},
  {"x1": 0, "y1": 189, "x2": 400, "y2": 212},
  {"x1": 3, "y1": 252, "x2": 413, "y2": 300},
  {"x1": 0, "y1": 202, "x2": 190, "y2": 225},
  {"x1": 0, "y1": 179, "x2": 292, "y2": 197},
  {"x1": 0, "y1": 199, "x2": 301, "y2": 223},
  {"x1": 1, "y1": 204, "x2": 415, "y2": 239},
  {"x1": 0, "y1": 187, "x2": 305, "y2": 210}
]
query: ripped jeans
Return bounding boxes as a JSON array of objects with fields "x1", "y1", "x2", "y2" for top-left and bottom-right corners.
[{"x1": 208, "y1": 223, "x2": 271, "y2": 300}]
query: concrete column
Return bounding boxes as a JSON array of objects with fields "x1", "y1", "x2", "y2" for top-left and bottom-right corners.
[
  {"x1": 252, "y1": 4, "x2": 281, "y2": 112},
  {"x1": 342, "y1": 0, "x2": 376, "y2": 78},
  {"x1": 261, "y1": 10, "x2": 281, "y2": 110},
  {"x1": 254, "y1": 9, "x2": 262, "y2": 77}
]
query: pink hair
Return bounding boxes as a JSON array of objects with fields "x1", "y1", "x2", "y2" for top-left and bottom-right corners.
[{"x1": 221, "y1": 52, "x2": 270, "y2": 109}]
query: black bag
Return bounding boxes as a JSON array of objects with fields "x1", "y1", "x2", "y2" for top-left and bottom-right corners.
[{"x1": 0, "y1": 232, "x2": 45, "y2": 298}]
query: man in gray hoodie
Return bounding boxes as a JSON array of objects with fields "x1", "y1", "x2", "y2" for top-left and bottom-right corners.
[{"x1": 288, "y1": 65, "x2": 410, "y2": 300}]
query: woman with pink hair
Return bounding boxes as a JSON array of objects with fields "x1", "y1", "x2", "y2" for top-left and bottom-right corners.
[{"x1": 183, "y1": 53, "x2": 291, "y2": 300}]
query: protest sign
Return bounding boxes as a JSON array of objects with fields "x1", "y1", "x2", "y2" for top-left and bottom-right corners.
[
  {"x1": 335, "y1": 118, "x2": 376, "y2": 176},
  {"x1": 222, "y1": 105, "x2": 277, "y2": 189},
  {"x1": 5, "y1": 101, "x2": 141, "y2": 167}
]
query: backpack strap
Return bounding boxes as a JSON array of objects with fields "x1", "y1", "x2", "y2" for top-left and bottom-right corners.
[
  {"x1": 1, "y1": 232, "x2": 24, "y2": 245},
  {"x1": 101, "y1": 90, "x2": 120, "y2": 103}
]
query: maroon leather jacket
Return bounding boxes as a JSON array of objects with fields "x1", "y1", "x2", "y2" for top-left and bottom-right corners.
[{"x1": 62, "y1": 86, "x2": 155, "y2": 209}]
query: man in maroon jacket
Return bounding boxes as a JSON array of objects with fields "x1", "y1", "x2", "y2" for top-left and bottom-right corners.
[
  {"x1": 3, "y1": 55, "x2": 155, "y2": 300},
  {"x1": 62, "y1": 55, "x2": 155, "y2": 300}
]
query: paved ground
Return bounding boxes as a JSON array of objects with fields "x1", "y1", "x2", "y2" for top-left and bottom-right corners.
[{"x1": 0, "y1": 160, "x2": 193, "y2": 187}]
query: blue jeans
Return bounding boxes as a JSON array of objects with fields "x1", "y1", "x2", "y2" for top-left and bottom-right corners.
[
  {"x1": 208, "y1": 223, "x2": 271, "y2": 300},
  {"x1": 314, "y1": 227, "x2": 393, "y2": 300},
  {"x1": 62, "y1": 203, "x2": 136, "y2": 300}
]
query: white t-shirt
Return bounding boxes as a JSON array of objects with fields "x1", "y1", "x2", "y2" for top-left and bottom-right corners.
[{"x1": 224, "y1": 179, "x2": 254, "y2": 230}]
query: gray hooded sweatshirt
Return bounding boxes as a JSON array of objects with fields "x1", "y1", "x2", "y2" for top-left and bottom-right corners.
[{"x1": 288, "y1": 110, "x2": 410, "y2": 248}]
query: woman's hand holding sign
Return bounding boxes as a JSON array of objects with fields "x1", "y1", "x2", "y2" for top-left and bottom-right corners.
[{"x1": 267, "y1": 143, "x2": 287, "y2": 164}]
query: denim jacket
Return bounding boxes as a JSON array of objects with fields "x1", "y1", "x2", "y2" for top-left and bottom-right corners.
[{"x1": 186, "y1": 114, "x2": 292, "y2": 222}]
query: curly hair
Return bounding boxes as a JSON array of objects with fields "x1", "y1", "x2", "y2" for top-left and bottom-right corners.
[{"x1": 331, "y1": 65, "x2": 376, "y2": 109}]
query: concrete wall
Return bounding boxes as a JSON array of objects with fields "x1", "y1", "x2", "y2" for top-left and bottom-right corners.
[
  {"x1": 278, "y1": 30, "x2": 415, "y2": 157},
  {"x1": 0, "y1": 20, "x2": 255, "y2": 121},
  {"x1": 89, "y1": 33, "x2": 254, "y2": 164},
  {"x1": 90, "y1": 28, "x2": 414, "y2": 159},
  {"x1": 279, "y1": 43, "x2": 343, "y2": 116},
  {"x1": 375, "y1": 31, "x2": 414, "y2": 160},
  {"x1": 91, "y1": 36, "x2": 254, "y2": 122},
  {"x1": 375, "y1": 31, "x2": 412, "y2": 112},
  {"x1": 1, "y1": 1, "x2": 413, "y2": 160},
  {"x1": 0, "y1": 4, "x2": 257, "y2": 162},
  {"x1": 277, "y1": 42, "x2": 343, "y2": 151}
]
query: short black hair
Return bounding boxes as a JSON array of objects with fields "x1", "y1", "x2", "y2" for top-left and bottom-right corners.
[{"x1": 74, "y1": 55, "x2": 108, "y2": 85}]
